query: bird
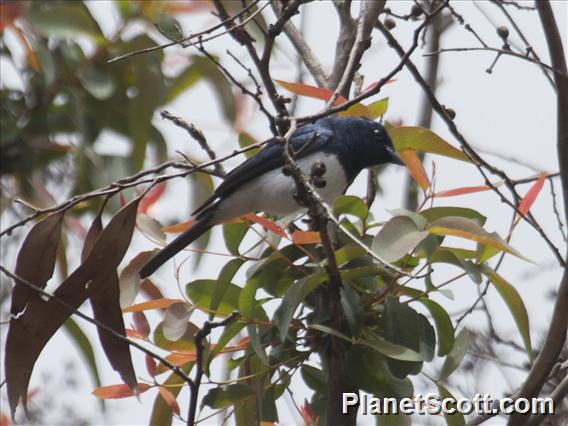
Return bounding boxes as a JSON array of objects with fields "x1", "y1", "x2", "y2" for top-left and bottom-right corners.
[{"x1": 139, "y1": 115, "x2": 404, "y2": 278}]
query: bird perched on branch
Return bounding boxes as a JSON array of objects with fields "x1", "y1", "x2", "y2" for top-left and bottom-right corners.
[{"x1": 139, "y1": 115, "x2": 404, "y2": 278}]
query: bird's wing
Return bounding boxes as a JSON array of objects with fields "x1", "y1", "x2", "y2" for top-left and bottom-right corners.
[{"x1": 192, "y1": 124, "x2": 333, "y2": 217}]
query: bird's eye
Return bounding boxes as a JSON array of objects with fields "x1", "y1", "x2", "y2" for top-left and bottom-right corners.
[{"x1": 373, "y1": 129, "x2": 381, "y2": 137}]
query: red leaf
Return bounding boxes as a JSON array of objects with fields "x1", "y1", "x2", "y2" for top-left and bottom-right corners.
[
  {"x1": 140, "y1": 279, "x2": 164, "y2": 301},
  {"x1": 119, "y1": 192, "x2": 127, "y2": 207},
  {"x1": 145, "y1": 354, "x2": 157, "y2": 377},
  {"x1": 92, "y1": 383, "x2": 151, "y2": 399},
  {"x1": 275, "y1": 80, "x2": 347, "y2": 105},
  {"x1": 245, "y1": 214, "x2": 287, "y2": 238},
  {"x1": 158, "y1": 387, "x2": 181, "y2": 416},
  {"x1": 132, "y1": 311, "x2": 151, "y2": 338},
  {"x1": 139, "y1": 183, "x2": 167, "y2": 214},
  {"x1": 518, "y1": 173, "x2": 547, "y2": 216},
  {"x1": 434, "y1": 185, "x2": 494, "y2": 198},
  {"x1": 292, "y1": 231, "x2": 321, "y2": 245},
  {"x1": 362, "y1": 79, "x2": 396, "y2": 93}
]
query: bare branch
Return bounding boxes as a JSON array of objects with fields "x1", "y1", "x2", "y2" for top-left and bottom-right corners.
[
  {"x1": 329, "y1": 1, "x2": 357, "y2": 92},
  {"x1": 376, "y1": 20, "x2": 565, "y2": 268},
  {"x1": 160, "y1": 111, "x2": 226, "y2": 177},
  {"x1": 510, "y1": 3, "x2": 568, "y2": 423},
  {"x1": 330, "y1": 0, "x2": 386, "y2": 101},
  {"x1": 271, "y1": 1, "x2": 330, "y2": 87}
]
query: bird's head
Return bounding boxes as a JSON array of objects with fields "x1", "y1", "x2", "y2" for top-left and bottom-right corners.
[{"x1": 324, "y1": 116, "x2": 404, "y2": 180}]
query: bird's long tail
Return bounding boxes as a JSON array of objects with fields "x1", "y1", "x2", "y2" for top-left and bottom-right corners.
[{"x1": 139, "y1": 209, "x2": 215, "y2": 278}]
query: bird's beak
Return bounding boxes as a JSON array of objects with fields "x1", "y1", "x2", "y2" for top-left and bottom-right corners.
[{"x1": 387, "y1": 147, "x2": 405, "y2": 166}]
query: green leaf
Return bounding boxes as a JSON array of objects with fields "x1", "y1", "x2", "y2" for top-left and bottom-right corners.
[
  {"x1": 372, "y1": 216, "x2": 429, "y2": 263},
  {"x1": 361, "y1": 333, "x2": 424, "y2": 362},
  {"x1": 202, "y1": 384, "x2": 255, "y2": 410},
  {"x1": 239, "y1": 279, "x2": 260, "y2": 321},
  {"x1": 78, "y1": 65, "x2": 116, "y2": 100},
  {"x1": 420, "y1": 207, "x2": 486, "y2": 226},
  {"x1": 207, "y1": 321, "x2": 246, "y2": 370},
  {"x1": 382, "y1": 298, "x2": 435, "y2": 377},
  {"x1": 223, "y1": 222, "x2": 249, "y2": 256},
  {"x1": 340, "y1": 285, "x2": 364, "y2": 336},
  {"x1": 483, "y1": 267, "x2": 533, "y2": 361},
  {"x1": 274, "y1": 274, "x2": 325, "y2": 341},
  {"x1": 64, "y1": 319, "x2": 104, "y2": 410},
  {"x1": 165, "y1": 64, "x2": 203, "y2": 103},
  {"x1": 238, "y1": 132, "x2": 260, "y2": 158},
  {"x1": 334, "y1": 195, "x2": 369, "y2": 222},
  {"x1": 247, "y1": 324, "x2": 269, "y2": 365},
  {"x1": 28, "y1": 2, "x2": 103, "y2": 41},
  {"x1": 438, "y1": 384, "x2": 466, "y2": 426},
  {"x1": 389, "y1": 127, "x2": 470, "y2": 162},
  {"x1": 346, "y1": 345, "x2": 414, "y2": 399},
  {"x1": 418, "y1": 299, "x2": 455, "y2": 357},
  {"x1": 439, "y1": 328, "x2": 469, "y2": 381},
  {"x1": 153, "y1": 322, "x2": 198, "y2": 352},
  {"x1": 301, "y1": 365, "x2": 327, "y2": 393},
  {"x1": 334, "y1": 245, "x2": 367, "y2": 267},
  {"x1": 150, "y1": 363, "x2": 193, "y2": 426},
  {"x1": 186, "y1": 279, "x2": 240, "y2": 316},
  {"x1": 210, "y1": 259, "x2": 245, "y2": 320},
  {"x1": 367, "y1": 97, "x2": 389, "y2": 119}
]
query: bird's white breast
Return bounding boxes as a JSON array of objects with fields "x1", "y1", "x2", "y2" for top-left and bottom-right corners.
[{"x1": 212, "y1": 153, "x2": 348, "y2": 223}]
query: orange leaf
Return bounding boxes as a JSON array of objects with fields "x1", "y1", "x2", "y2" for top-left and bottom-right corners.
[
  {"x1": 434, "y1": 185, "x2": 494, "y2": 198},
  {"x1": 245, "y1": 214, "x2": 287, "y2": 238},
  {"x1": 92, "y1": 383, "x2": 151, "y2": 399},
  {"x1": 292, "y1": 231, "x2": 321, "y2": 245},
  {"x1": 139, "y1": 183, "x2": 167, "y2": 214},
  {"x1": 161, "y1": 219, "x2": 196, "y2": 233},
  {"x1": 275, "y1": 80, "x2": 346, "y2": 105},
  {"x1": 518, "y1": 173, "x2": 547, "y2": 216},
  {"x1": 122, "y1": 298, "x2": 185, "y2": 313},
  {"x1": 162, "y1": 217, "x2": 244, "y2": 234},
  {"x1": 155, "y1": 352, "x2": 197, "y2": 375},
  {"x1": 125, "y1": 329, "x2": 147, "y2": 340},
  {"x1": 399, "y1": 150, "x2": 430, "y2": 191},
  {"x1": 158, "y1": 387, "x2": 181, "y2": 416}
]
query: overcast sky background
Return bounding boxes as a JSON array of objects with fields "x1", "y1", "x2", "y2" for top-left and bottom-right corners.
[{"x1": 1, "y1": 1, "x2": 567, "y2": 425}]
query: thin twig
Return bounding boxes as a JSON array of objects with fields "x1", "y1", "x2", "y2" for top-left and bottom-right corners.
[
  {"x1": 160, "y1": 111, "x2": 226, "y2": 177},
  {"x1": 424, "y1": 47, "x2": 562, "y2": 75},
  {"x1": 376, "y1": 21, "x2": 565, "y2": 268},
  {"x1": 187, "y1": 312, "x2": 240, "y2": 426}
]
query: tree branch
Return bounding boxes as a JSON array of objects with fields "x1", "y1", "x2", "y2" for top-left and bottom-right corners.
[{"x1": 510, "y1": 2, "x2": 568, "y2": 424}]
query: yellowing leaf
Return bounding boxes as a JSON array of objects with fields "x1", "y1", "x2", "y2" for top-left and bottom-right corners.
[
  {"x1": 399, "y1": 150, "x2": 430, "y2": 191},
  {"x1": 427, "y1": 217, "x2": 526, "y2": 260},
  {"x1": 367, "y1": 97, "x2": 389, "y2": 119},
  {"x1": 390, "y1": 127, "x2": 470, "y2": 162}
]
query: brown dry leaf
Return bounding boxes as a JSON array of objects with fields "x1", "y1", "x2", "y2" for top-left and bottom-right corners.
[
  {"x1": 6, "y1": 197, "x2": 141, "y2": 417},
  {"x1": 6, "y1": 211, "x2": 64, "y2": 419}
]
